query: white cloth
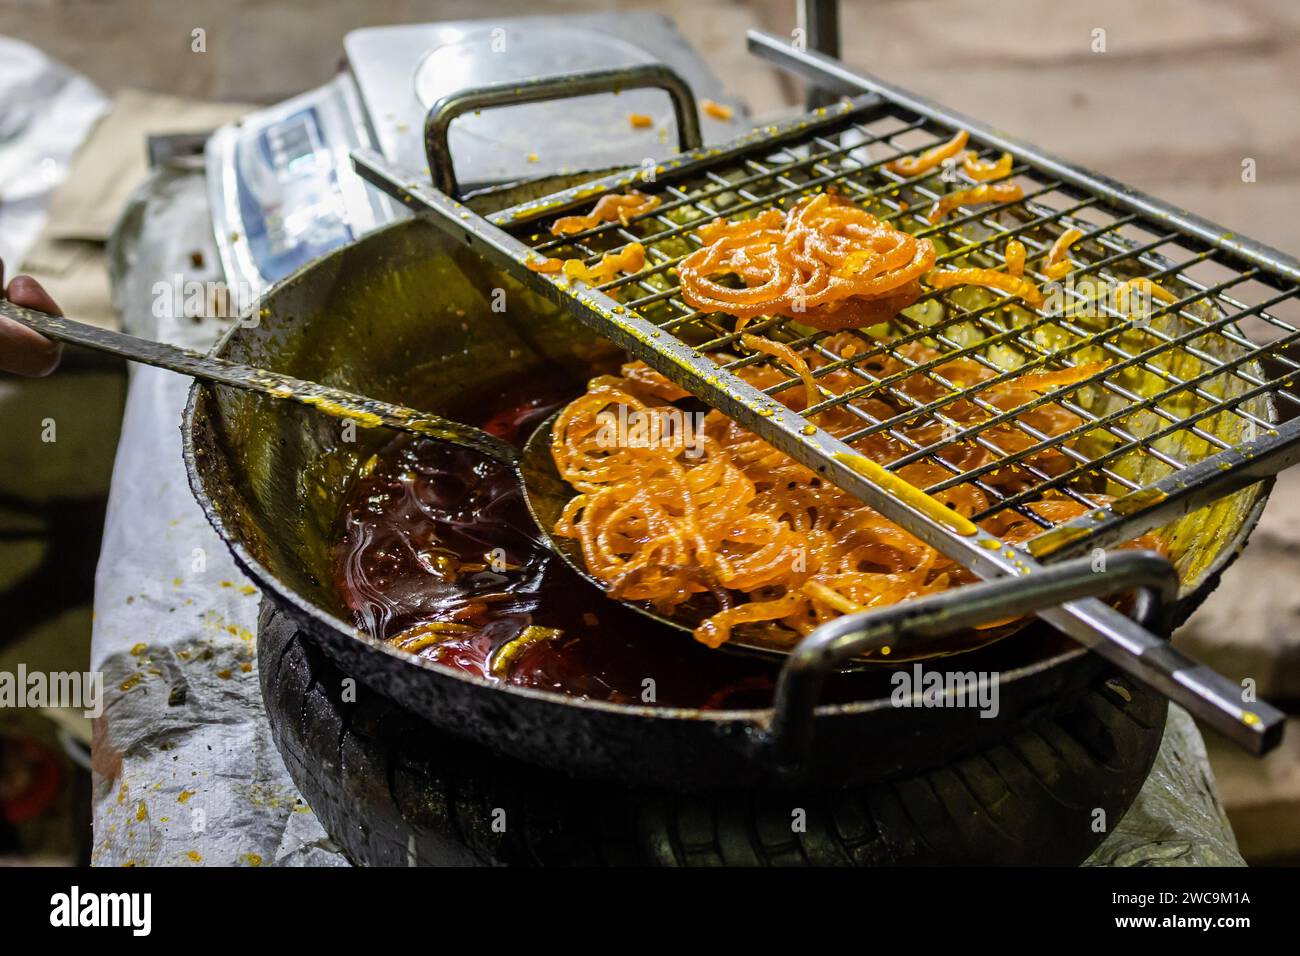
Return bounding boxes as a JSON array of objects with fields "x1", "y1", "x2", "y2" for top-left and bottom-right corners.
[
  {"x1": 0, "y1": 37, "x2": 108, "y2": 269},
  {"x1": 89, "y1": 165, "x2": 345, "y2": 866}
]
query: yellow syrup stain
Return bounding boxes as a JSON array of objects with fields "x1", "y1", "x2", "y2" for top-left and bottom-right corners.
[
  {"x1": 834, "y1": 452, "x2": 978, "y2": 537},
  {"x1": 1108, "y1": 487, "x2": 1169, "y2": 517},
  {"x1": 1026, "y1": 523, "x2": 1092, "y2": 559}
]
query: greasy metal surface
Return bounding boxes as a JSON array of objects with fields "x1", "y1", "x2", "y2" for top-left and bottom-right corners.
[
  {"x1": 352, "y1": 77, "x2": 1286, "y2": 749},
  {"x1": 426, "y1": 64, "x2": 702, "y2": 198}
]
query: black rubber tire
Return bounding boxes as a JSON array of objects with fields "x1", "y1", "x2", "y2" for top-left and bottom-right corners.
[{"x1": 259, "y1": 601, "x2": 1167, "y2": 866}]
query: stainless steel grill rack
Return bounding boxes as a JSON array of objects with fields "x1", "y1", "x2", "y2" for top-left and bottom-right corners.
[{"x1": 352, "y1": 35, "x2": 1299, "y2": 753}]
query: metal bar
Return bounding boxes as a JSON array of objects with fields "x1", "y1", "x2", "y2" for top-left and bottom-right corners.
[
  {"x1": 797, "y1": 0, "x2": 841, "y2": 110},
  {"x1": 746, "y1": 29, "x2": 1300, "y2": 285},
  {"x1": 0, "y1": 301, "x2": 523, "y2": 465},
  {"x1": 798, "y1": 0, "x2": 841, "y2": 58},
  {"x1": 768, "y1": 550, "x2": 1181, "y2": 766},
  {"x1": 425, "y1": 64, "x2": 703, "y2": 198}
]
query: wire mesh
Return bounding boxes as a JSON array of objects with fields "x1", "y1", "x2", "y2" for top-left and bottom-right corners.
[{"x1": 505, "y1": 98, "x2": 1300, "y2": 544}]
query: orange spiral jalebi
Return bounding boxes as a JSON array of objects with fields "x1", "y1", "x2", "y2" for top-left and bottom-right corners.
[
  {"x1": 678, "y1": 194, "x2": 935, "y2": 329},
  {"x1": 551, "y1": 339, "x2": 1163, "y2": 649}
]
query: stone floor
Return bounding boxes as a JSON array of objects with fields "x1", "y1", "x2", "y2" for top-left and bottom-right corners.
[{"x1": 2, "y1": 0, "x2": 1299, "y2": 862}]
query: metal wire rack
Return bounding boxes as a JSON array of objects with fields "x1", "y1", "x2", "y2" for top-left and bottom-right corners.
[
  {"x1": 351, "y1": 35, "x2": 1298, "y2": 751},
  {"x1": 508, "y1": 99, "x2": 1292, "y2": 552}
]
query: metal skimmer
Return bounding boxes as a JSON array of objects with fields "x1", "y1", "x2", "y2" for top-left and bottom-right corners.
[{"x1": 352, "y1": 35, "x2": 1298, "y2": 752}]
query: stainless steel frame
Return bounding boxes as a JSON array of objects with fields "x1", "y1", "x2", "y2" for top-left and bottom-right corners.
[{"x1": 745, "y1": 33, "x2": 1300, "y2": 561}]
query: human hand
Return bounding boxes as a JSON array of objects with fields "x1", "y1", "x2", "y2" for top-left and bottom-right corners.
[{"x1": 0, "y1": 258, "x2": 62, "y2": 377}]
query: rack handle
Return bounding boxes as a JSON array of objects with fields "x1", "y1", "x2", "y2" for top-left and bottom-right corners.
[
  {"x1": 764, "y1": 550, "x2": 1249, "y2": 768},
  {"x1": 424, "y1": 63, "x2": 703, "y2": 198}
]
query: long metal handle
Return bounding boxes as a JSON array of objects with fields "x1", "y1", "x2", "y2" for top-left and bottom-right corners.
[
  {"x1": 0, "y1": 301, "x2": 520, "y2": 465},
  {"x1": 425, "y1": 63, "x2": 703, "y2": 198},
  {"x1": 767, "y1": 551, "x2": 1181, "y2": 766}
]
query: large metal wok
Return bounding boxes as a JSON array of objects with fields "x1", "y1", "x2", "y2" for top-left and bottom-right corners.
[{"x1": 181, "y1": 185, "x2": 1269, "y2": 791}]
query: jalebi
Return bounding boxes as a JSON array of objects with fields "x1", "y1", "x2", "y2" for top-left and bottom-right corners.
[
  {"x1": 678, "y1": 193, "x2": 935, "y2": 329},
  {"x1": 551, "y1": 191, "x2": 661, "y2": 235},
  {"x1": 526, "y1": 242, "x2": 646, "y2": 285},
  {"x1": 886, "y1": 130, "x2": 970, "y2": 177},
  {"x1": 1044, "y1": 228, "x2": 1083, "y2": 280},
  {"x1": 926, "y1": 267, "x2": 1044, "y2": 308},
  {"x1": 1005, "y1": 239, "x2": 1027, "y2": 277},
  {"x1": 926, "y1": 183, "x2": 1025, "y2": 223},
  {"x1": 551, "y1": 339, "x2": 1162, "y2": 649},
  {"x1": 962, "y1": 150, "x2": 1013, "y2": 181}
]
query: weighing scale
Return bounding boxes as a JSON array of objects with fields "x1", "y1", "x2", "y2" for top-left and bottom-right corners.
[{"x1": 204, "y1": 13, "x2": 748, "y2": 302}]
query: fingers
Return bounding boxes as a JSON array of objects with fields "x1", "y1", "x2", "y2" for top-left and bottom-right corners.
[
  {"x1": 0, "y1": 270, "x2": 63, "y2": 377},
  {"x1": 7, "y1": 274, "x2": 62, "y2": 315}
]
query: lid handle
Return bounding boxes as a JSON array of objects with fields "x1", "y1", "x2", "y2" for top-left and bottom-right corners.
[{"x1": 424, "y1": 63, "x2": 703, "y2": 198}]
